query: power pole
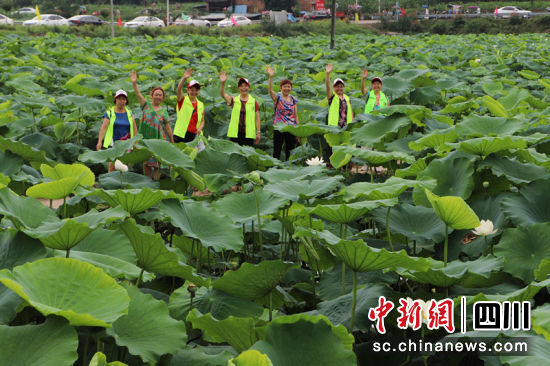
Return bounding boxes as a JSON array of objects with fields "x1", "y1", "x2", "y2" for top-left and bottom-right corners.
[
  {"x1": 166, "y1": 0, "x2": 170, "y2": 25},
  {"x1": 330, "y1": 0, "x2": 336, "y2": 49},
  {"x1": 110, "y1": 0, "x2": 114, "y2": 38}
]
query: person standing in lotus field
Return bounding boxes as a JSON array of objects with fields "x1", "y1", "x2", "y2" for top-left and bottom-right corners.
[
  {"x1": 130, "y1": 70, "x2": 174, "y2": 180},
  {"x1": 266, "y1": 65, "x2": 299, "y2": 161},
  {"x1": 219, "y1": 70, "x2": 261, "y2": 146},
  {"x1": 325, "y1": 63, "x2": 353, "y2": 128},
  {"x1": 174, "y1": 68, "x2": 205, "y2": 143},
  {"x1": 361, "y1": 68, "x2": 389, "y2": 114},
  {"x1": 96, "y1": 89, "x2": 138, "y2": 172}
]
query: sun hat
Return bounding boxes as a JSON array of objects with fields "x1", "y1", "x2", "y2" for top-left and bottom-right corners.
[
  {"x1": 371, "y1": 77, "x2": 383, "y2": 84},
  {"x1": 333, "y1": 78, "x2": 345, "y2": 86},
  {"x1": 188, "y1": 80, "x2": 201, "y2": 88},
  {"x1": 238, "y1": 77, "x2": 250, "y2": 86},
  {"x1": 114, "y1": 89, "x2": 128, "y2": 98}
]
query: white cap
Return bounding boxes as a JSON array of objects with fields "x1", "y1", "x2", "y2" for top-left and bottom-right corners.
[
  {"x1": 238, "y1": 77, "x2": 250, "y2": 86},
  {"x1": 114, "y1": 89, "x2": 128, "y2": 98},
  {"x1": 333, "y1": 78, "x2": 345, "y2": 86},
  {"x1": 188, "y1": 80, "x2": 201, "y2": 88}
]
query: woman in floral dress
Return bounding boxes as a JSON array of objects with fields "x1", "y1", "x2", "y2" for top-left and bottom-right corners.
[{"x1": 130, "y1": 70, "x2": 174, "y2": 180}]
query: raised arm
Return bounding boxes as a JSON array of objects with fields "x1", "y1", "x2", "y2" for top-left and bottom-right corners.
[
  {"x1": 177, "y1": 68, "x2": 193, "y2": 102},
  {"x1": 325, "y1": 63, "x2": 333, "y2": 101},
  {"x1": 219, "y1": 70, "x2": 232, "y2": 105},
  {"x1": 130, "y1": 71, "x2": 146, "y2": 106},
  {"x1": 266, "y1": 66, "x2": 277, "y2": 102},
  {"x1": 360, "y1": 68, "x2": 369, "y2": 97}
]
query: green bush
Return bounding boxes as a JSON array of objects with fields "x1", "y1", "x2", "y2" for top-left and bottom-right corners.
[
  {"x1": 463, "y1": 17, "x2": 496, "y2": 33},
  {"x1": 430, "y1": 20, "x2": 452, "y2": 34}
]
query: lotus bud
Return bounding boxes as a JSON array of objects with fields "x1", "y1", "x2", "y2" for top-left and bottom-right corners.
[
  {"x1": 187, "y1": 283, "x2": 197, "y2": 298},
  {"x1": 482, "y1": 181, "x2": 489, "y2": 188},
  {"x1": 114, "y1": 159, "x2": 128, "y2": 172},
  {"x1": 305, "y1": 156, "x2": 325, "y2": 167},
  {"x1": 246, "y1": 171, "x2": 261, "y2": 185},
  {"x1": 472, "y1": 219, "x2": 497, "y2": 237}
]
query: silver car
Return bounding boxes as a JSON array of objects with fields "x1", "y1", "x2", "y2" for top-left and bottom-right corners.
[
  {"x1": 23, "y1": 14, "x2": 69, "y2": 26},
  {"x1": 496, "y1": 6, "x2": 532, "y2": 18},
  {"x1": 0, "y1": 14, "x2": 14, "y2": 25},
  {"x1": 124, "y1": 16, "x2": 165, "y2": 28},
  {"x1": 175, "y1": 16, "x2": 211, "y2": 27}
]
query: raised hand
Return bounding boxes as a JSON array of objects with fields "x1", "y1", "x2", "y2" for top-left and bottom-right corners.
[
  {"x1": 183, "y1": 68, "x2": 193, "y2": 79},
  {"x1": 266, "y1": 65, "x2": 275, "y2": 77},
  {"x1": 362, "y1": 68, "x2": 368, "y2": 79},
  {"x1": 219, "y1": 70, "x2": 227, "y2": 83},
  {"x1": 130, "y1": 70, "x2": 138, "y2": 83},
  {"x1": 326, "y1": 63, "x2": 333, "y2": 74}
]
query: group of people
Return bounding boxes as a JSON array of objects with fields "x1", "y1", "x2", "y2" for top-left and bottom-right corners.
[{"x1": 96, "y1": 65, "x2": 390, "y2": 179}]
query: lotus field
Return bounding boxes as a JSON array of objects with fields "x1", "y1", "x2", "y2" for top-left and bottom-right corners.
[{"x1": 1, "y1": 32, "x2": 550, "y2": 365}]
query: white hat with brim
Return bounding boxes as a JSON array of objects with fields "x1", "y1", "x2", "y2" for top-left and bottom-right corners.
[
  {"x1": 114, "y1": 89, "x2": 128, "y2": 99},
  {"x1": 188, "y1": 80, "x2": 201, "y2": 88},
  {"x1": 333, "y1": 78, "x2": 345, "y2": 86}
]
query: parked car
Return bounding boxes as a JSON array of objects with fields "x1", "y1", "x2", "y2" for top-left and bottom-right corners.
[
  {"x1": 496, "y1": 7, "x2": 532, "y2": 18},
  {"x1": 174, "y1": 16, "x2": 211, "y2": 27},
  {"x1": 68, "y1": 15, "x2": 106, "y2": 26},
  {"x1": 0, "y1": 13, "x2": 14, "y2": 25},
  {"x1": 217, "y1": 15, "x2": 251, "y2": 27},
  {"x1": 12, "y1": 7, "x2": 36, "y2": 16},
  {"x1": 302, "y1": 10, "x2": 330, "y2": 20},
  {"x1": 23, "y1": 14, "x2": 69, "y2": 26},
  {"x1": 124, "y1": 16, "x2": 165, "y2": 28}
]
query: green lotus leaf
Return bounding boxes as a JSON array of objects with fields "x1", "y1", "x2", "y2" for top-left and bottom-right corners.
[
  {"x1": 324, "y1": 131, "x2": 351, "y2": 147},
  {"x1": 212, "y1": 189, "x2": 289, "y2": 224},
  {"x1": 371, "y1": 203, "x2": 446, "y2": 243},
  {"x1": 276, "y1": 123, "x2": 341, "y2": 138},
  {"x1": 159, "y1": 199, "x2": 243, "y2": 252},
  {"x1": 456, "y1": 278, "x2": 550, "y2": 304},
  {"x1": 441, "y1": 100, "x2": 477, "y2": 114},
  {"x1": 495, "y1": 223, "x2": 550, "y2": 283},
  {"x1": 424, "y1": 189, "x2": 480, "y2": 229},
  {"x1": 350, "y1": 114, "x2": 411, "y2": 146},
  {"x1": 395, "y1": 158, "x2": 427, "y2": 178},
  {"x1": 455, "y1": 115, "x2": 525, "y2": 138},
  {"x1": 229, "y1": 350, "x2": 273, "y2": 366},
  {"x1": 0, "y1": 229, "x2": 48, "y2": 271},
  {"x1": 26, "y1": 176, "x2": 82, "y2": 200},
  {"x1": 78, "y1": 137, "x2": 138, "y2": 164},
  {"x1": 264, "y1": 175, "x2": 343, "y2": 202},
  {"x1": 499, "y1": 334, "x2": 550, "y2": 366},
  {"x1": 451, "y1": 134, "x2": 546, "y2": 157},
  {"x1": 193, "y1": 149, "x2": 249, "y2": 192},
  {"x1": 40, "y1": 163, "x2": 95, "y2": 187},
  {"x1": 119, "y1": 219, "x2": 207, "y2": 286},
  {"x1": 500, "y1": 180, "x2": 550, "y2": 226},
  {"x1": 0, "y1": 187, "x2": 58, "y2": 230},
  {"x1": 513, "y1": 148, "x2": 550, "y2": 171},
  {"x1": 73, "y1": 228, "x2": 137, "y2": 264},
  {"x1": 167, "y1": 347, "x2": 233, "y2": 366},
  {"x1": 206, "y1": 139, "x2": 280, "y2": 170},
  {"x1": 399, "y1": 256, "x2": 503, "y2": 287},
  {"x1": 65, "y1": 73, "x2": 104, "y2": 96},
  {"x1": 413, "y1": 156, "x2": 475, "y2": 205},
  {"x1": 478, "y1": 156, "x2": 550, "y2": 185},
  {"x1": 326, "y1": 239, "x2": 431, "y2": 273},
  {"x1": 0, "y1": 258, "x2": 129, "y2": 327},
  {"x1": 212, "y1": 260, "x2": 298, "y2": 300},
  {"x1": 482, "y1": 95, "x2": 509, "y2": 117},
  {"x1": 482, "y1": 81, "x2": 503, "y2": 97},
  {"x1": 261, "y1": 166, "x2": 325, "y2": 183},
  {"x1": 342, "y1": 176, "x2": 433, "y2": 201},
  {"x1": 141, "y1": 139, "x2": 194, "y2": 169},
  {"x1": 23, "y1": 207, "x2": 129, "y2": 251},
  {"x1": 53, "y1": 123, "x2": 76, "y2": 143},
  {"x1": 0, "y1": 173, "x2": 10, "y2": 188},
  {"x1": 331, "y1": 145, "x2": 415, "y2": 165},
  {"x1": 518, "y1": 70, "x2": 540, "y2": 80},
  {"x1": 187, "y1": 309, "x2": 258, "y2": 353},
  {"x1": 251, "y1": 314, "x2": 356, "y2": 366},
  {"x1": 0, "y1": 317, "x2": 78, "y2": 366},
  {"x1": 169, "y1": 286, "x2": 263, "y2": 321},
  {"x1": 532, "y1": 304, "x2": 550, "y2": 342},
  {"x1": 107, "y1": 285, "x2": 186, "y2": 364},
  {"x1": 329, "y1": 149, "x2": 352, "y2": 169},
  {"x1": 88, "y1": 188, "x2": 180, "y2": 215},
  {"x1": 99, "y1": 172, "x2": 159, "y2": 190},
  {"x1": 312, "y1": 199, "x2": 398, "y2": 224},
  {"x1": 0, "y1": 284, "x2": 23, "y2": 325},
  {"x1": 88, "y1": 352, "x2": 127, "y2": 366},
  {"x1": 0, "y1": 136, "x2": 51, "y2": 165},
  {"x1": 408, "y1": 127, "x2": 457, "y2": 152},
  {"x1": 0, "y1": 151, "x2": 23, "y2": 177},
  {"x1": 535, "y1": 259, "x2": 550, "y2": 281},
  {"x1": 298, "y1": 237, "x2": 337, "y2": 272},
  {"x1": 378, "y1": 105, "x2": 432, "y2": 126}
]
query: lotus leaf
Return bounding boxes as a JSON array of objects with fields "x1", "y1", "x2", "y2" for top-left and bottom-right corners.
[
  {"x1": 0, "y1": 187, "x2": 58, "y2": 230},
  {"x1": 167, "y1": 347, "x2": 233, "y2": 366},
  {"x1": 0, "y1": 136, "x2": 51, "y2": 165},
  {"x1": 228, "y1": 350, "x2": 273, "y2": 366},
  {"x1": 212, "y1": 189, "x2": 289, "y2": 224},
  {"x1": 264, "y1": 175, "x2": 343, "y2": 201},
  {"x1": 455, "y1": 115, "x2": 525, "y2": 138},
  {"x1": 331, "y1": 145, "x2": 415, "y2": 165},
  {"x1": 312, "y1": 199, "x2": 398, "y2": 224},
  {"x1": 343, "y1": 176, "x2": 433, "y2": 201},
  {"x1": 500, "y1": 180, "x2": 550, "y2": 226},
  {"x1": 532, "y1": 304, "x2": 550, "y2": 342},
  {"x1": 40, "y1": 163, "x2": 95, "y2": 186},
  {"x1": 88, "y1": 352, "x2": 127, "y2": 366},
  {"x1": 141, "y1": 139, "x2": 194, "y2": 169},
  {"x1": 0, "y1": 258, "x2": 129, "y2": 327},
  {"x1": 350, "y1": 114, "x2": 411, "y2": 146},
  {"x1": 478, "y1": 156, "x2": 550, "y2": 185},
  {"x1": 88, "y1": 188, "x2": 179, "y2": 215}
]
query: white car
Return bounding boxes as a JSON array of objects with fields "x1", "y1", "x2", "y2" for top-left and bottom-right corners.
[
  {"x1": 496, "y1": 7, "x2": 532, "y2": 18},
  {"x1": 124, "y1": 16, "x2": 165, "y2": 28},
  {"x1": 217, "y1": 15, "x2": 252, "y2": 28},
  {"x1": 13, "y1": 7, "x2": 36, "y2": 16},
  {"x1": 0, "y1": 14, "x2": 14, "y2": 25},
  {"x1": 175, "y1": 16, "x2": 211, "y2": 27},
  {"x1": 23, "y1": 14, "x2": 69, "y2": 26}
]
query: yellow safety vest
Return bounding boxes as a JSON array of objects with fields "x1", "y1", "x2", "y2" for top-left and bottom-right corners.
[
  {"x1": 364, "y1": 91, "x2": 389, "y2": 114},
  {"x1": 174, "y1": 96, "x2": 204, "y2": 138},
  {"x1": 103, "y1": 106, "x2": 133, "y2": 148},
  {"x1": 228, "y1": 96, "x2": 256, "y2": 139},
  {"x1": 328, "y1": 94, "x2": 352, "y2": 126}
]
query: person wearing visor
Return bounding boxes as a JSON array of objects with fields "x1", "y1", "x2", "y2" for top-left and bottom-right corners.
[
  {"x1": 266, "y1": 65, "x2": 299, "y2": 161},
  {"x1": 174, "y1": 68, "x2": 205, "y2": 143},
  {"x1": 361, "y1": 68, "x2": 389, "y2": 114},
  {"x1": 325, "y1": 63, "x2": 353, "y2": 128},
  {"x1": 96, "y1": 89, "x2": 138, "y2": 172},
  {"x1": 220, "y1": 70, "x2": 261, "y2": 146},
  {"x1": 130, "y1": 70, "x2": 174, "y2": 180}
]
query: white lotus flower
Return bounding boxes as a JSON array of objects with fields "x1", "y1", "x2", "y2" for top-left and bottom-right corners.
[
  {"x1": 114, "y1": 159, "x2": 128, "y2": 172},
  {"x1": 475, "y1": 58, "x2": 481, "y2": 62},
  {"x1": 472, "y1": 219, "x2": 497, "y2": 236},
  {"x1": 405, "y1": 298, "x2": 430, "y2": 325},
  {"x1": 306, "y1": 156, "x2": 325, "y2": 166}
]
